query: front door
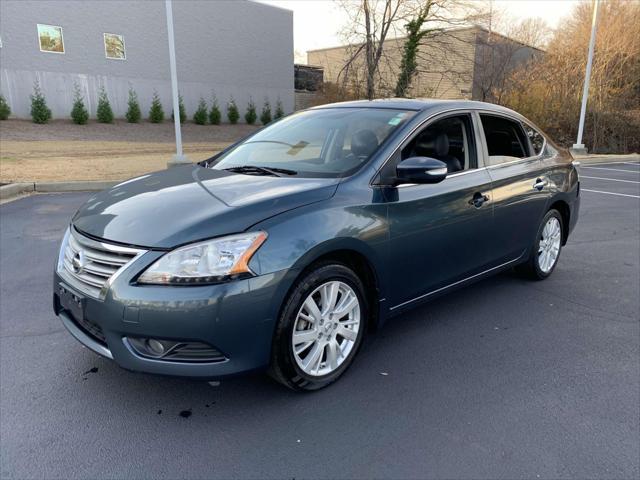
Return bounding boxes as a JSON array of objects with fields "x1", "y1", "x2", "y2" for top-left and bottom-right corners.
[{"x1": 383, "y1": 113, "x2": 495, "y2": 310}]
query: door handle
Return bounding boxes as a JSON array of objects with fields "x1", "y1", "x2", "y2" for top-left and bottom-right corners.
[
  {"x1": 533, "y1": 178, "x2": 547, "y2": 190},
  {"x1": 469, "y1": 192, "x2": 489, "y2": 208}
]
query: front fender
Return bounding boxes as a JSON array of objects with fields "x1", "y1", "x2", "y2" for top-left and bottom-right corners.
[{"x1": 250, "y1": 198, "x2": 390, "y2": 307}]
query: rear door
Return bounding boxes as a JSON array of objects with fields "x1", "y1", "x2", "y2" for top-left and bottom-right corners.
[
  {"x1": 477, "y1": 113, "x2": 551, "y2": 263},
  {"x1": 384, "y1": 112, "x2": 495, "y2": 309}
]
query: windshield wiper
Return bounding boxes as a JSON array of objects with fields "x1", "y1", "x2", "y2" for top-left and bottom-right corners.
[{"x1": 223, "y1": 165, "x2": 297, "y2": 177}]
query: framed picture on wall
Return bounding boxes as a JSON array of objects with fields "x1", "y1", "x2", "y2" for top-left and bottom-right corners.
[
  {"x1": 37, "y1": 24, "x2": 64, "y2": 53},
  {"x1": 104, "y1": 33, "x2": 126, "y2": 60}
]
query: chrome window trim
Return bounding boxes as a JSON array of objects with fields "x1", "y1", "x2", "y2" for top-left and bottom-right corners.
[
  {"x1": 396, "y1": 166, "x2": 489, "y2": 189},
  {"x1": 475, "y1": 110, "x2": 547, "y2": 169},
  {"x1": 370, "y1": 107, "x2": 477, "y2": 187},
  {"x1": 374, "y1": 108, "x2": 550, "y2": 189}
]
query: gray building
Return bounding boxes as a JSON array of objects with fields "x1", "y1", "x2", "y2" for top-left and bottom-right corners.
[{"x1": 0, "y1": 0, "x2": 293, "y2": 120}]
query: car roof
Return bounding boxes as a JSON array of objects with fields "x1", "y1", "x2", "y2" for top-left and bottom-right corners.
[{"x1": 311, "y1": 98, "x2": 520, "y2": 116}]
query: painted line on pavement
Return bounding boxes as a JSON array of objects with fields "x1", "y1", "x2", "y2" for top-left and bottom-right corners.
[
  {"x1": 581, "y1": 175, "x2": 640, "y2": 184},
  {"x1": 581, "y1": 166, "x2": 640, "y2": 173},
  {"x1": 582, "y1": 189, "x2": 640, "y2": 199}
]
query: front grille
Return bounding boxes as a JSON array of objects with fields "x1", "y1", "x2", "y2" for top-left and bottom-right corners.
[{"x1": 58, "y1": 228, "x2": 144, "y2": 299}]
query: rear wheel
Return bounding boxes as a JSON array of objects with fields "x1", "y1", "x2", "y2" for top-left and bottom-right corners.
[
  {"x1": 518, "y1": 209, "x2": 563, "y2": 280},
  {"x1": 269, "y1": 262, "x2": 367, "y2": 391}
]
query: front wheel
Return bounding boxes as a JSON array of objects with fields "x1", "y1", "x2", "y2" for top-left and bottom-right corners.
[
  {"x1": 518, "y1": 209, "x2": 563, "y2": 280},
  {"x1": 268, "y1": 262, "x2": 367, "y2": 391}
]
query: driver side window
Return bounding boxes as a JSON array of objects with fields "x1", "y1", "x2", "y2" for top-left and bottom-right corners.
[{"x1": 401, "y1": 114, "x2": 477, "y2": 173}]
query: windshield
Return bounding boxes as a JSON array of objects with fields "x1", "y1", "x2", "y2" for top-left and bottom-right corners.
[{"x1": 209, "y1": 108, "x2": 416, "y2": 178}]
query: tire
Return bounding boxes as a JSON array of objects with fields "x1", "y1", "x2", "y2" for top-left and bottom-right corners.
[
  {"x1": 268, "y1": 262, "x2": 368, "y2": 391},
  {"x1": 518, "y1": 208, "x2": 564, "y2": 280}
]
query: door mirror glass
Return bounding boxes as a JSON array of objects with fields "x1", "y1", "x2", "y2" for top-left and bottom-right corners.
[{"x1": 396, "y1": 157, "x2": 448, "y2": 185}]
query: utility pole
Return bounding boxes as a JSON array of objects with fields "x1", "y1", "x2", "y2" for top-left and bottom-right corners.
[
  {"x1": 571, "y1": 0, "x2": 599, "y2": 156},
  {"x1": 165, "y1": 0, "x2": 190, "y2": 167}
]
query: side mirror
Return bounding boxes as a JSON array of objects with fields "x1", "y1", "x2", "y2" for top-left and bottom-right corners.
[{"x1": 395, "y1": 157, "x2": 448, "y2": 185}]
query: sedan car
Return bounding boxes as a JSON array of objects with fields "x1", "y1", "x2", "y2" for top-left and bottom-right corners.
[{"x1": 54, "y1": 99, "x2": 580, "y2": 391}]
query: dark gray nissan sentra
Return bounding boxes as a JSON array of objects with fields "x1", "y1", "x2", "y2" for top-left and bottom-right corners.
[{"x1": 54, "y1": 99, "x2": 580, "y2": 390}]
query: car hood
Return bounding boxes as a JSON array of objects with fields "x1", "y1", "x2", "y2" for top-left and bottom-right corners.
[{"x1": 72, "y1": 165, "x2": 339, "y2": 248}]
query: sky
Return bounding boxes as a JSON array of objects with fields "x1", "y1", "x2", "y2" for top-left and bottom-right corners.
[{"x1": 257, "y1": 0, "x2": 587, "y2": 63}]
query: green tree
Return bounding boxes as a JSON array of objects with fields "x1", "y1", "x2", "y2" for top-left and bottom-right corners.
[
  {"x1": 125, "y1": 88, "x2": 141, "y2": 123},
  {"x1": 193, "y1": 97, "x2": 208, "y2": 125},
  {"x1": 96, "y1": 87, "x2": 114, "y2": 123},
  {"x1": 244, "y1": 97, "x2": 257, "y2": 125},
  {"x1": 30, "y1": 80, "x2": 52, "y2": 124},
  {"x1": 0, "y1": 95, "x2": 11, "y2": 120},
  {"x1": 227, "y1": 97, "x2": 239, "y2": 124},
  {"x1": 149, "y1": 91, "x2": 164, "y2": 123},
  {"x1": 172, "y1": 94, "x2": 186, "y2": 123},
  {"x1": 395, "y1": 3, "x2": 434, "y2": 98},
  {"x1": 209, "y1": 93, "x2": 221, "y2": 125},
  {"x1": 260, "y1": 98, "x2": 272, "y2": 125},
  {"x1": 274, "y1": 98, "x2": 285, "y2": 120},
  {"x1": 70, "y1": 83, "x2": 89, "y2": 125}
]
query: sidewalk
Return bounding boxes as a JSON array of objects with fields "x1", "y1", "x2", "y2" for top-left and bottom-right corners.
[{"x1": 572, "y1": 153, "x2": 640, "y2": 164}]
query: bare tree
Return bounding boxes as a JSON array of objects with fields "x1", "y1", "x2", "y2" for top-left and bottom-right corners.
[
  {"x1": 499, "y1": 0, "x2": 640, "y2": 153},
  {"x1": 337, "y1": 0, "x2": 486, "y2": 99},
  {"x1": 337, "y1": 0, "x2": 422, "y2": 99}
]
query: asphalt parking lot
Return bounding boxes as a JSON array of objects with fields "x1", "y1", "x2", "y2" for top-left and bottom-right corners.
[{"x1": 1, "y1": 161, "x2": 638, "y2": 479}]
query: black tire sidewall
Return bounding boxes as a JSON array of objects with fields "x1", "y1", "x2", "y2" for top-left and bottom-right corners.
[{"x1": 271, "y1": 263, "x2": 368, "y2": 391}]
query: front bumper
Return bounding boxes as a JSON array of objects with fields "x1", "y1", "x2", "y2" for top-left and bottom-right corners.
[{"x1": 53, "y1": 255, "x2": 293, "y2": 378}]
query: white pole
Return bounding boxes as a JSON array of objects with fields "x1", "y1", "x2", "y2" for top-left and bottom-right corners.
[
  {"x1": 572, "y1": 0, "x2": 599, "y2": 154},
  {"x1": 165, "y1": 0, "x2": 189, "y2": 166}
]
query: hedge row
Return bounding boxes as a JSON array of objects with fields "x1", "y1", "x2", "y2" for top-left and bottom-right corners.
[{"x1": 0, "y1": 81, "x2": 286, "y2": 125}]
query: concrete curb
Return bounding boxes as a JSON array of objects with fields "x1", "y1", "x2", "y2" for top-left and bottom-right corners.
[
  {"x1": 0, "y1": 153, "x2": 638, "y2": 203},
  {"x1": 0, "y1": 182, "x2": 34, "y2": 200},
  {"x1": 571, "y1": 153, "x2": 639, "y2": 165},
  {"x1": 34, "y1": 181, "x2": 118, "y2": 193},
  {"x1": 1, "y1": 180, "x2": 118, "y2": 203}
]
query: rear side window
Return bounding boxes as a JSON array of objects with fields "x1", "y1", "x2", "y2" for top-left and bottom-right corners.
[
  {"x1": 522, "y1": 123, "x2": 545, "y2": 156},
  {"x1": 480, "y1": 114, "x2": 530, "y2": 165}
]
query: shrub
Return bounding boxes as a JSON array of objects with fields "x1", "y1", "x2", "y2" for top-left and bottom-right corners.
[
  {"x1": 274, "y1": 99, "x2": 285, "y2": 119},
  {"x1": 227, "y1": 97, "x2": 239, "y2": 124},
  {"x1": 209, "y1": 94, "x2": 221, "y2": 125},
  {"x1": 30, "y1": 81, "x2": 52, "y2": 124},
  {"x1": 172, "y1": 93, "x2": 186, "y2": 123},
  {"x1": 260, "y1": 99, "x2": 272, "y2": 125},
  {"x1": 0, "y1": 95, "x2": 11, "y2": 120},
  {"x1": 193, "y1": 97, "x2": 208, "y2": 125},
  {"x1": 96, "y1": 87, "x2": 114, "y2": 123},
  {"x1": 149, "y1": 91, "x2": 164, "y2": 123},
  {"x1": 244, "y1": 97, "x2": 257, "y2": 125},
  {"x1": 70, "y1": 83, "x2": 89, "y2": 125},
  {"x1": 125, "y1": 88, "x2": 141, "y2": 123}
]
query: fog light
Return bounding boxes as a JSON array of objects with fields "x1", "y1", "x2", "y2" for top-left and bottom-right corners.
[{"x1": 147, "y1": 339, "x2": 165, "y2": 355}]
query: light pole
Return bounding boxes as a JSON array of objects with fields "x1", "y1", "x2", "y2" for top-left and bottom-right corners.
[
  {"x1": 165, "y1": 0, "x2": 190, "y2": 167},
  {"x1": 571, "y1": 0, "x2": 600, "y2": 156}
]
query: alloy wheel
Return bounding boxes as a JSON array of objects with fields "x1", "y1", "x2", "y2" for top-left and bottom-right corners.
[
  {"x1": 291, "y1": 280, "x2": 361, "y2": 377},
  {"x1": 538, "y1": 216, "x2": 561, "y2": 273}
]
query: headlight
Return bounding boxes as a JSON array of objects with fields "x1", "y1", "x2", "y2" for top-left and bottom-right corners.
[
  {"x1": 138, "y1": 232, "x2": 267, "y2": 285},
  {"x1": 57, "y1": 227, "x2": 71, "y2": 272}
]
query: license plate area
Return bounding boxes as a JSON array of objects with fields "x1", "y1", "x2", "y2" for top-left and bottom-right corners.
[{"x1": 58, "y1": 282, "x2": 85, "y2": 322}]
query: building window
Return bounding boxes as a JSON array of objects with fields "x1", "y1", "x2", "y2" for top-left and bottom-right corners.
[
  {"x1": 104, "y1": 33, "x2": 125, "y2": 60},
  {"x1": 37, "y1": 24, "x2": 64, "y2": 54}
]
